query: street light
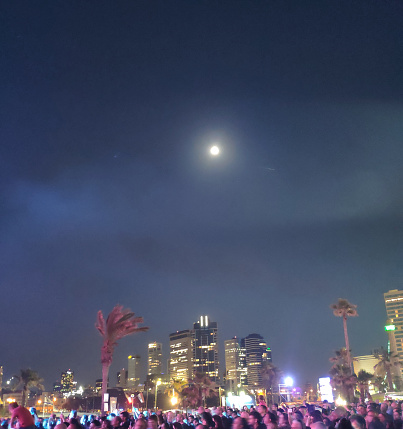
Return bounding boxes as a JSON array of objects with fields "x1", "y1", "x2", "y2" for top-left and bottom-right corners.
[
  {"x1": 37, "y1": 400, "x2": 44, "y2": 417},
  {"x1": 154, "y1": 380, "x2": 161, "y2": 410},
  {"x1": 278, "y1": 376, "x2": 294, "y2": 403},
  {"x1": 284, "y1": 377, "x2": 293, "y2": 387}
]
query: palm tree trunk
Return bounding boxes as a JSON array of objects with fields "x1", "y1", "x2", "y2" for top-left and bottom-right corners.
[
  {"x1": 387, "y1": 371, "x2": 394, "y2": 391},
  {"x1": 359, "y1": 386, "x2": 365, "y2": 403},
  {"x1": 22, "y1": 386, "x2": 27, "y2": 407},
  {"x1": 343, "y1": 315, "x2": 351, "y2": 373},
  {"x1": 101, "y1": 363, "x2": 110, "y2": 414}
]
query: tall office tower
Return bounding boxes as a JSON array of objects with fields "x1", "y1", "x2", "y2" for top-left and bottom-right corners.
[
  {"x1": 0, "y1": 365, "x2": 3, "y2": 390},
  {"x1": 127, "y1": 355, "x2": 141, "y2": 388},
  {"x1": 384, "y1": 290, "x2": 403, "y2": 373},
  {"x1": 148, "y1": 342, "x2": 163, "y2": 377},
  {"x1": 193, "y1": 315, "x2": 219, "y2": 382},
  {"x1": 60, "y1": 370, "x2": 74, "y2": 394},
  {"x1": 117, "y1": 368, "x2": 128, "y2": 388},
  {"x1": 169, "y1": 330, "x2": 194, "y2": 382},
  {"x1": 243, "y1": 333, "x2": 272, "y2": 389},
  {"x1": 224, "y1": 337, "x2": 247, "y2": 392}
]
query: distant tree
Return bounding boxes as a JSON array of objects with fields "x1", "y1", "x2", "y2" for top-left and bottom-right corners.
[
  {"x1": 95, "y1": 305, "x2": 148, "y2": 414},
  {"x1": 393, "y1": 376, "x2": 403, "y2": 392},
  {"x1": 330, "y1": 348, "x2": 350, "y2": 366},
  {"x1": 330, "y1": 298, "x2": 358, "y2": 372},
  {"x1": 329, "y1": 349, "x2": 357, "y2": 402},
  {"x1": 190, "y1": 373, "x2": 218, "y2": 407},
  {"x1": 62, "y1": 397, "x2": 81, "y2": 411},
  {"x1": 181, "y1": 384, "x2": 201, "y2": 409},
  {"x1": 372, "y1": 376, "x2": 387, "y2": 393},
  {"x1": 374, "y1": 347, "x2": 400, "y2": 391},
  {"x1": 164, "y1": 378, "x2": 187, "y2": 406},
  {"x1": 261, "y1": 362, "x2": 283, "y2": 404},
  {"x1": 356, "y1": 370, "x2": 373, "y2": 402},
  {"x1": 14, "y1": 369, "x2": 44, "y2": 407},
  {"x1": 329, "y1": 364, "x2": 357, "y2": 402}
]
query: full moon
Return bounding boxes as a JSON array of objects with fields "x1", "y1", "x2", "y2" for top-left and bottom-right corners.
[{"x1": 210, "y1": 145, "x2": 220, "y2": 156}]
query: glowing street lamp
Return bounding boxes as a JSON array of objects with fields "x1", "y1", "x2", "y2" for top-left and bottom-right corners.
[{"x1": 37, "y1": 399, "x2": 44, "y2": 417}]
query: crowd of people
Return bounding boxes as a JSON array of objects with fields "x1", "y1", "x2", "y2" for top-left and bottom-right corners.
[{"x1": 2, "y1": 398, "x2": 402, "y2": 429}]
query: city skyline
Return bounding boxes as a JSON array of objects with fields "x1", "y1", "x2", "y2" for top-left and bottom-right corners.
[
  {"x1": 1, "y1": 297, "x2": 394, "y2": 391},
  {"x1": 2, "y1": 1, "x2": 401, "y2": 395}
]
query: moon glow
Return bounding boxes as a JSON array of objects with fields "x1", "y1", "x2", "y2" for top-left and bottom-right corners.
[{"x1": 210, "y1": 145, "x2": 220, "y2": 156}]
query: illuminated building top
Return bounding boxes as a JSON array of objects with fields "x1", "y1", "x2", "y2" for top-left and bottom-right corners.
[
  {"x1": 148, "y1": 342, "x2": 163, "y2": 376},
  {"x1": 193, "y1": 315, "x2": 219, "y2": 383}
]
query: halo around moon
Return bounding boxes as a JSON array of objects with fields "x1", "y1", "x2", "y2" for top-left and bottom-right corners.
[{"x1": 210, "y1": 145, "x2": 220, "y2": 156}]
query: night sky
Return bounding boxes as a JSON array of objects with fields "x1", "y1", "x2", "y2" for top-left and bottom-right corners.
[{"x1": 1, "y1": 1, "x2": 403, "y2": 390}]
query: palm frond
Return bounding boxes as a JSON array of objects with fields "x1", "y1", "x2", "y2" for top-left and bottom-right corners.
[
  {"x1": 330, "y1": 298, "x2": 358, "y2": 317},
  {"x1": 95, "y1": 311, "x2": 106, "y2": 336}
]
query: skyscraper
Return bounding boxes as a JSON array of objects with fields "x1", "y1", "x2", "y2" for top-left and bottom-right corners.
[
  {"x1": 60, "y1": 370, "x2": 74, "y2": 394},
  {"x1": 148, "y1": 342, "x2": 163, "y2": 377},
  {"x1": 117, "y1": 368, "x2": 127, "y2": 388},
  {"x1": 0, "y1": 365, "x2": 3, "y2": 390},
  {"x1": 384, "y1": 290, "x2": 403, "y2": 371},
  {"x1": 224, "y1": 337, "x2": 247, "y2": 392},
  {"x1": 169, "y1": 330, "x2": 194, "y2": 382},
  {"x1": 243, "y1": 333, "x2": 271, "y2": 389},
  {"x1": 127, "y1": 355, "x2": 141, "y2": 388},
  {"x1": 193, "y1": 315, "x2": 219, "y2": 382}
]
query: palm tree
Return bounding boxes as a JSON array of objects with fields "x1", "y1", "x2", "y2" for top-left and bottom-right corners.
[
  {"x1": 330, "y1": 298, "x2": 358, "y2": 372},
  {"x1": 330, "y1": 348, "x2": 350, "y2": 367},
  {"x1": 261, "y1": 362, "x2": 283, "y2": 404},
  {"x1": 372, "y1": 375, "x2": 387, "y2": 393},
  {"x1": 14, "y1": 369, "x2": 44, "y2": 407},
  {"x1": 95, "y1": 305, "x2": 148, "y2": 413},
  {"x1": 329, "y1": 363, "x2": 357, "y2": 402},
  {"x1": 374, "y1": 347, "x2": 400, "y2": 391},
  {"x1": 164, "y1": 378, "x2": 187, "y2": 406},
  {"x1": 190, "y1": 372, "x2": 218, "y2": 407},
  {"x1": 181, "y1": 384, "x2": 202, "y2": 410},
  {"x1": 356, "y1": 370, "x2": 373, "y2": 402}
]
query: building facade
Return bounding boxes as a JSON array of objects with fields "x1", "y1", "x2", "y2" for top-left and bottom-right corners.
[
  {"x1": 148, "y1": 342, "x2": 163, "y2": 377},
  {"x1": 384, "y1": 290, "x2": 403, "y2": 372},
  {"x1": 353, "y1": 355, "x2": 379, "y2": 375},
  {"x1": 127, "y1": 355, "x2": 141, "y2": 388},
  {"x1": 193, "y1": 316, "x2": 219, "y2": 382},
  {"x1": 169, "y1": 330, "x2": 194, "y2": 382},
  {"x1": 60, "y1": 370, "x2": 74, "y2": 395},
  {"x1": 242, "y1": 333, "x2": 271, "y2": 390},
  {"x1": 117, "y1": 368, "x2": 128, "y2": 388},
  {"x1": 224, "y1": 337, "x2": 247, "y2": 393}
]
